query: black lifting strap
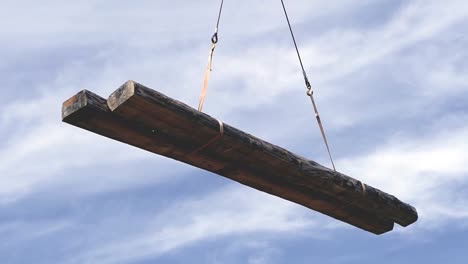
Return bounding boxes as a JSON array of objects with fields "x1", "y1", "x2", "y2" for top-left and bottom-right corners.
[{"x1": 280, "y1": 0, "x2": 336, "y2": 171}]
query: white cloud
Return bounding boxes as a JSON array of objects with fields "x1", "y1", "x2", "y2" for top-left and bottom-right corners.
[
  {"x1": 0, "y1": 219, "x2": 72, "y2": 248},
  {"x1": 68, "y1": 186, "x2": 322, "y2": 264},
  {"x1": 316, "y1": 0, "x2": 468, "y2": 83},
  {"x1": 192, "y1": 0, "x2": 468, "y2": 133},
  {"x1": 339, "y1": 115, "x2": 468, "y2": 231},
  {"x1": 0, "y1": 88, "x2": 190, "y2": 204}
]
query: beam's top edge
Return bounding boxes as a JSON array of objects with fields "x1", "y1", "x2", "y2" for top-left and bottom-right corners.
[{"x1": 62, "y1": 90, "x2": 107, "y2": 120}]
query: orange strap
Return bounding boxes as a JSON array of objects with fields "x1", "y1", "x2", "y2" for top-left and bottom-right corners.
[
  {"x1": 188, "y1": 118, "x2": 224, "y2": 156},
  {"x1": 361, "y1": 181, "x2": 367, "y2": 196},
  {"x1": 198, "y1": 42, "x2": 216, "y2": 112},
  {"x1": 308, "y1": 90, "x2": 336, "y2": 172}
]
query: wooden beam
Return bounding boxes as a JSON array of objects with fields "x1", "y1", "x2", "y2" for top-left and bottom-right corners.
[
  {"x1": 62, "y1": 80, "x2": 418, "y2": 235},
  {"x1": 63, "y1": 89, "x2": 393, "y2": 234}
]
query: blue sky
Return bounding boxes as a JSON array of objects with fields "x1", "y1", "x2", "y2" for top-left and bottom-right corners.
[{"x1": 1, "y1": 0, "x2": 468, "y2": 263}]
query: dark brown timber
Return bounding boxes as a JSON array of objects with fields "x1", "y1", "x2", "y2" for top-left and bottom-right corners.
[{"x1": 62, "y1": 80, "x2": 418, "y2": 235}]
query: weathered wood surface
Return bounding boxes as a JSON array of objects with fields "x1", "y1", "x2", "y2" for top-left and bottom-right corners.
[{"x1": 62, "y1": 80, "x2": 418, "y2": 235}]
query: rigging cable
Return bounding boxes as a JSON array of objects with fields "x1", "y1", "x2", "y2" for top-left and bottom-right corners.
[
  {"x1": 280, "y1": 0, "x2": 336, "y2": 171},
  {"x1": 198, "y1": 0, "x2": 225, "y2": 112}
]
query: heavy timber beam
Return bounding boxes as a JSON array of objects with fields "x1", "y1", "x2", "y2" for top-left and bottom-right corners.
[
  {"x1": 62, "y1": 80, "x2": 418, "y2": 235},
  {"x1": 63, "y1": 89, "x2": 393, "y2": 234}
]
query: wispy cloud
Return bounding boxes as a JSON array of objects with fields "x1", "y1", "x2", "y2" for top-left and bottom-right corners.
[
  {"x1": 340, "y1": 113, "x2": 468, "y2": 230},
  {"x1": 0, "y1": 219, "x2": 72, "y2": 248},
  {"x1": 67, "y1": 186, "x2": 321, "y2": 264}
]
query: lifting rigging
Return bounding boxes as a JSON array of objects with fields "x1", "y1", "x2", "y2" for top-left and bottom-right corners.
[
  {"x1": 199, "y1": 0, "x2": 336, "y2": 171},
  {"x1": 61, "y1": 0, "x2": 418, "y2": 235}
]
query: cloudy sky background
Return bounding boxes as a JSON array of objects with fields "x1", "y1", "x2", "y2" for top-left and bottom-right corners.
[{"x1": 1, "y1": 0, "x2": 468, "y2": 263}]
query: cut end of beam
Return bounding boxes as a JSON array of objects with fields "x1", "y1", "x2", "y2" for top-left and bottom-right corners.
[
  {"x1": 62, "y1": 89, "x2": 114, "y2": 134},
  {"x1": 62, "y1": 89, "x2": 111, "y2": 122},
  {"x1": 108, "y1": 80, "x2": 136, "y2": 111},
  {"x1": 398, "y1": 204, "x2": 418, "y2": 227},
  {"x1": 62, "y1": 90, "x2": 91, "y2": 121}
]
